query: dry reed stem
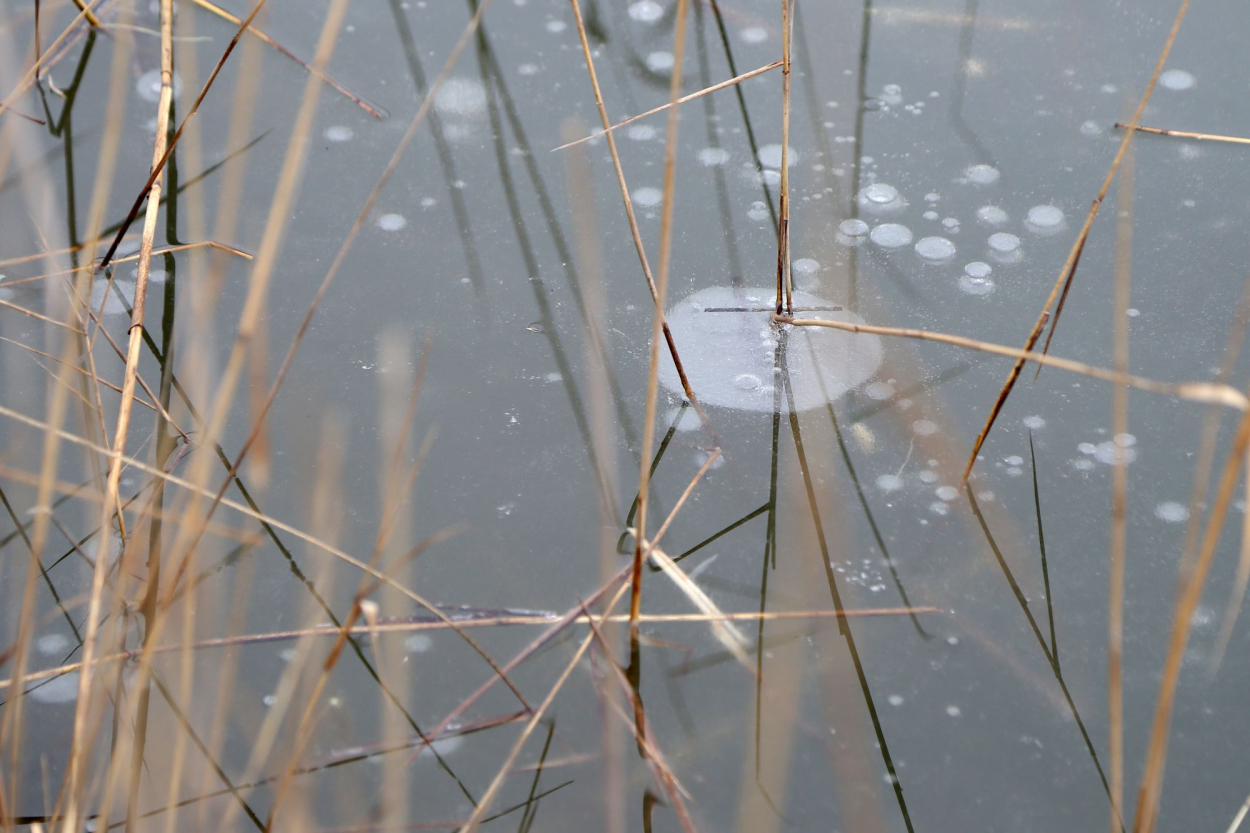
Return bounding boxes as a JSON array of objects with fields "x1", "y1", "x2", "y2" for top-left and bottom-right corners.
[
  {"x1": 0, "y1": 241, "x2": 252, "y2": 291},
  {"x1": 69, "y1": 291, "x2": 190, "y2": 440},
  {"x1": 1115, "y1": 122, "x2": 1250, "y2": 145},
  {"x1": 0, "y1": 0, "x2": 103, "y2": 122},
  {"x1": 632, "y1": 0, "x2": 690, "y2": 632},
  {"x1": 96, "y1": 0, "x2": 275, "y2": 272},
  {"x1": 184, "y1": 0, "x2": 384, "y2": 118},
  {"x1": 775, "y1": 0, "x2": 792, "y2": 315},
  {"x1": 264, "y1": 523, "x2": 459, "y2": 828},
  {"x1": 960, "y1": 0, "x2": 1191, "y2": 483},
  {"x1": 562, "y1": 115, "x2": 625, "y2": 833},
  {"x1": 1177, "y1": 277, "x2": 1250, "y2": 673},
  {"x1": 1108, "y1": 139, "x2": 1134, "y2": 833},
  {"x1": 551, "y1": 60, "x2": 781, "y2": 152},
  {"x1": 582, "y1": 607, "x2": 697, "y2": 832},
  {"x1": 646, "y1": 540, "x2": 750, "y2": 668},
  {"x1": 0, "y1": 604, "x2": 940, "y2": 694},
  {"x1": 152, "y1": 0, "x2": 342, "y2": 605},
  {"x1": 68, "y1": 0, "x2": 104, "y2": 29},
  {"x1": 152, "y1": 2, "x2": 527, "y2": 713},
  {"x1": 25, "y1": 6, "x2": 133, "y2": 821},
  {"x1": 0, "y1": 297, "x2": 85, "y2": 333},
  {"x1": 1132, "y1": 412, "x2": 1250, "y2": 833},
  {"x1": 68, "y1": 0, "x2": 174, "y2": 808},
  {"x1": 169, "y1": 0, "x2": 497, "y2": 579},
  {"x1": 1210, "y1": 469, "x2": 1250, "y2": 672},
  {"x1": 0, "y1": 402, "x2": 528, "y2": 725},
  {"x1": 460, "y1": 582, "x2": 631, "y2": 833},
  {"x1": 774, "y1": 315, "x2": 1247, "y2": 410},
  {"x1": 0, "y1": 4, "x2": 133, "y2": 795},
  {"x1": 642, "y1": 447, "x2": 719, "y2": 555},
  {"x1": 1227, "y1": 795, "x2": 1250, "y2": 833},
  {"x1": 567, "y1": 0, "x2": 716, "y2": 442}
]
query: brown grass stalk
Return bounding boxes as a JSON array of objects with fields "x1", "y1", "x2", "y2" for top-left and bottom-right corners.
[
  {"x1": 567, "y1": 0, "x2": 715, "y2": 441},
  {"x1": 551, "y1": 60, "x2": 781, "y2": 152},
  {"x1": 0, "y1": 0, "x2": 103, "y2": 122},
  {"x1": 1108, "y1": 138, "x2": 1134, "y2": 833},
  {"x1": 631, "y1": 0, "x2": 690, "y2": 633},
  {"x1": 775, "y1": 314, "x2": 1247, "y2": 411},
  {"x1": 460, "y1": 581, "x2": 631, "y2": 833},
  {"x1": 775, "y1": 0, "x2": 792, "y2": 316},
  {"x1": 1132, "y1": 411, "x2": 1250, "y2": 833},
  {"x1": 1115, "y1": 122, "x2": 1250, "y2": 145},
  {"x1": 960, "y1": 0, "x2": 1191, "y2": 483},
  {"x1": 96, "y1": 0, "x2": 276, "y2": 273},
  {"x1": 184, "y1": 0, "x2": 384, "y2": 118}
]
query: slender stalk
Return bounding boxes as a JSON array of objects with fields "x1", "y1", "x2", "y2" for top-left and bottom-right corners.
[
  {"x1": 774, "y1": 315, "x2": 1247, "y2": 410},
  {"x1": 961, "y1": 0, "x2": 1191, "y2": 483},
  {"x1": 1116, "y1": 122, "x2": 1250, "y2": 145},
  {"x1": 567, "y1": 0, "x2": 716, "y2": 441},
  {"x1": 551, "y1": 60, "x2": 781, "y2": 152},
  {"x1": 775, "y1": 0, "x2": 792, "y2": 315},
  {"x1": 1108, "y1": 138, "x2": 1134, "y2": 833},
  {"x1": 631, "y1": 0, "x2": 691, "y2": 629}
]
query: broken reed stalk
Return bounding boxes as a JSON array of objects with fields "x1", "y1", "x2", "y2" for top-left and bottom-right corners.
[
  {"x1": 120, "y1": 0, "x2": 176, "y2": 826},
  {"x1": 61, "y1": 0, "x2": 176, "y2": 815},
  {"x1": 69, "y1": 0, "x2": 105, "y2": 29},
  {"x1": 551, "y1": 60, "x2": 781, "y2": 152},
  {"x1": 632, "y1": 0, "x2": 690, "y2": 630},
  {"x1": 581, "y1": 604, "x2": 697, "y2": 832},
  {"x1": 960, "y1": 0, "x2": 1191, "y2": 484},
  {"x1": 144, "y1": 5, "x2": 529, "y2": 716},
  {"x1": 1109, "y1": 140, "x2": 1134, "y2": 833},
  {"x1": 96, "y1": 0, "x2": 274, "y2": 273},
  {"x1": 1132, "y1": 412, "x2": 1250, "y2": 833},
  {"x1": 1116, "y1": 122, "x2": 1250, "y2": 146},
  {"x1": 163, "y1": 0, "x2": 496, "y2": 599},
  {"x1": 773, "y1": 315, "x2": 1248, "y2": 411},
  {"x1": 775, "y1": 0, "x2": 792, "y2": 316},
  {"x1": 460, "y1": 581, "x2": 631, "y2": 833},
  {"x1": 0, "y1": 603, "x2": 942, "y2": 694},
  {"x1": 567, "y1": 0, "x2": 717, "y2": 443},
  {"x1": 184, "y1": 0, "x2": 385, "y2": 118},
  {"x1": 0, "y1": 0, "x2": 104, "y2": 122},
  {"x1": 68, "y1": 0, "x2": 257, "y2": 809},
  {"x1": 1, "y1": 23, "x2": 138, "y2": 796}
]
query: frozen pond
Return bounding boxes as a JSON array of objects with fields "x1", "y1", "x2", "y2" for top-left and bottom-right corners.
[{"x1": 2, "y1": 0, "x2": 1250, "y2": 831}]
